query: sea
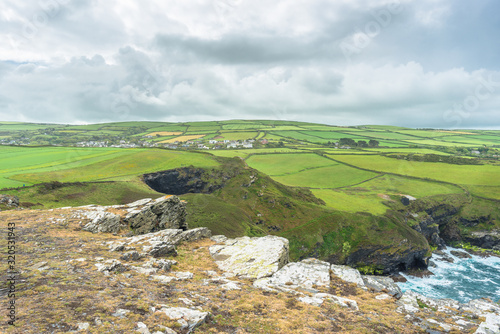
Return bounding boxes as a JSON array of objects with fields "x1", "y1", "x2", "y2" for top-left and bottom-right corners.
[{"x1": 397, "y1": 247, "x2": 500, "y2": 303}]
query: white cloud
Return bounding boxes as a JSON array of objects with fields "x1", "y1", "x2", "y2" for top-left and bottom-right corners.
[{"x1": 0, "y1": 0, "x2": 499, "y2": 128}]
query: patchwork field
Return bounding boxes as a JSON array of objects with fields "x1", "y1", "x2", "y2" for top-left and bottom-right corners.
[{"x1": 1, "y1": 119, "x2": 499, "y2": 219}]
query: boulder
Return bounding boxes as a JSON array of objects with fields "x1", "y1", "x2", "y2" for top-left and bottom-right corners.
[
  {"x1": 209, "y1": 235, "x2": 289, "y2": 279},
  {"x1": 254, "y1": 258, "x2": 330, "y2": 293},
  {"x1": 464, "y1": 230, "x2": 500, "y2": 250},
  {"x1": 315, "y1": 293, "x2": 359, "y2": 311},
  {"x1": 82, "y1": 211, "x2": 124, "y2": 233},
  {"x1": 149, "y1": 242, "x2": 177, "y2": 258},
  {"x1": 95, "y1": 260, "x2": 128, "y2": 273},
  {"x1": 127, "y1": 196, "x2": 187, "y2": 234},
  {"x1": 177, "y1": 227, "x2": 212, "y2": 243},
  {"x1": 120, "y1": 251, "x2": 143, "y2": 261},
  {"x1": 362, "y1": 275, "x2": 402, "y2": 299},
  {"x1": 0, "y1": 194, "x2": 19, "y2": 207},
  {"x1": 157, "y1": 306, "x2": 209, "y2": 331},
  {"x1": 330, "y1": 264, "x2": 365, "y2": 287}
]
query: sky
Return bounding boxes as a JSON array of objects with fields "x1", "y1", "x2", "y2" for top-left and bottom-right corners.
[{"x1": 1, "y1": 0, "x2": 500, "y2": 129}]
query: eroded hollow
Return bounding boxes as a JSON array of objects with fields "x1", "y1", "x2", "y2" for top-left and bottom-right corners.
[{"x1": 143, "y1": 167, "x2": 227, "y2": 195}]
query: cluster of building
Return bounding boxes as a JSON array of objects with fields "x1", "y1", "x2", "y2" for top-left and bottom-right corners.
[
  {"x1": 75, "y1": 140, "x2": 157, "y2": 148},
  {"x1": 163, "y1": 139, "x2": 255, "y2": 150}
]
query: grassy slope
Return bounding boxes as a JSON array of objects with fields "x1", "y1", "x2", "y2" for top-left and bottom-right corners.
[
  {"x1": 178, "y1": 158, "x2": 429, "y2": 266},
  {"x1": 3, "y1": 178, "x2": 164, "y2": 209}
]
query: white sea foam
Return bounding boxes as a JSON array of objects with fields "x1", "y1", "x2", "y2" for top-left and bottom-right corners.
[{"x1": 397, "y1": 247, "x2": 500, "y2": 303}]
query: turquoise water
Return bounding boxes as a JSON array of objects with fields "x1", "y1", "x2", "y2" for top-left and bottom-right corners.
[{"x1": 397, "y1": 247, "x2": 500, "y2": 303}]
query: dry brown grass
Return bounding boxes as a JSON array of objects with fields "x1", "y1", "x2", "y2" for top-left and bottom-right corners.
[{"x1": 0, "y1": 208, "x2": 471, "y2": 333}]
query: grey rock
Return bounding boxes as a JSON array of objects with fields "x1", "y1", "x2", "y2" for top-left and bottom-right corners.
[
  {"x1": 112, "y1": 309, "x2": 131, "y2": 318},
  {"x1": 210, "y1": 235, "x2": 228, "y2": 243},
  {"x1": 120, "y1": 251, "x2": 143, "y2": 261},
  {"x1": 176, "y1": 227, "x2": 211, "y2": 243},
  {"x1": 0, "y1": 194, "x2": 19, "y2": 207},
  {"x1": 210, "y1": 235, "x2": 289, "y2": 279},
  {"x1": 315, "y1": 293, "x2": 359, "y2": 310},
  {"x1": 362, "y1": 275, "x2": 402, "y2": 299},
  {"x1": 77, "y1": 322, "x2": 90, "y2": 331},
  {"x1": 127, "y1": 196, "x2": 187, "y2": 235},
  {"x1": 330, "y1": 264, "x2": 365, "y2": 287},
  {"x1": 157, "y1": 306, "x2": 209, "y2": 331},
  {"x1": 136, "y1": 322, "x2": 150, "y2": 334},
  {"x1": 149, "y1": 242, "x2": 177, "y2": 258},
  {"x1": 146, "y1": 259, "x2": 177, "y2": 272},
  {"x1": 254, "y1": 258, "x2": 330, "y2": 293},
  {"x1": 83, "y1": 211, "x2": 124, "y2": 234},
  {"x1": 95, "y1": 259, "x2": 128, "y2": 273}
]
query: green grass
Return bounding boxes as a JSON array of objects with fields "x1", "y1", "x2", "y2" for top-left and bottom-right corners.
[
  {"x1": 466, "y1": 185, "x2": 500, "y2": 200},
  {"x1": 0, "y1": 147, "x2": 131, "y2": 189},
  {"x1": 9, "y1": 149, "x2": 219, "y2": 185},
  {"x1": 246, "y1": 153, "x2": 336, "y2": 176},
  {"x1": 439, "y1": 135, "x2": 500, "y2": 146},
  {"x1": 272, "y1": 164, "x2": 379, "y2": 189},
  {"x1": 210, "y1": 148, "x2": 307, "y2": 159},
  {"x1": 393, "y1": 130, "x2": 469, "y2": 138},
  {"x1": 222, "y1": 124, "x2": 271, "y2": 130},
  {"x1": 350, "y1": 174, "x2": 463, "y2": 198},
  {"x1": 269, "y1": 131, "x2": 332, "y2": 143},
  {"x1": 342, "y1": 131, "x2": 418, "y2": 140},
  {"x1": 311, "y1": 189, "x2": 389, "y2": 215},
  {"x1": 299, "y1": 131, "x2": 369, "y2": 140},
  {"x1": 363, "y1": 148, "x2": 451, "y2": 155},
  {"x1": 216, "y1": 132, "x2": 259, "y2": 140},
  {"x1": 402, "y1": 139, "x2": 476, "y2": 147},
  {"x1": 331, "y1": 154, "x2": 500, "y2": 186}
]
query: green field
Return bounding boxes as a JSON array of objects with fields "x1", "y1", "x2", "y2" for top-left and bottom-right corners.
[
  {"x1": 0, "y1": 146, "x2": 130, "y2": 188},
  {"x1": 1, "y1": 119, "x2": 499, "y2": 206},
  {"x1": 6, "y1": 149, "x2": 219, "y2": 186},
  {"x1": 1, "y1": 120, "x2": 499, "y2": 271},
  {"x1": 273, "y1": 164, "x2": 378, "y2": 189},
  {"x1": 246, "y1": 153, "x2": 336, "y2": 176},
  {"x1": 331, "y1": 154, "x2": 500, "y2": 186}
]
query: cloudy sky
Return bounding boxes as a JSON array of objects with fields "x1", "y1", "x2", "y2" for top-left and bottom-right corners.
[{"x1": 1, "y1": 0, "x2": 500, "y2": 128}]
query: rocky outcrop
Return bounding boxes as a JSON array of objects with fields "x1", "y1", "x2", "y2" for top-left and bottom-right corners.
[
  {"x1": 108, "y1": 227, "x2": 211, "y2": 258},
  {"x1": 396, "y1": 290, "x2": 500, "y2": 333},
  {"x1": 464, "y1": 230, "x2": 500, "y2": 250},
  {"x1": 254, "y1": 258, "x2": 331, "y2": 293},
  {"x1": 362, "y1": 275, "x2": 402, "y2": 298},
  {"x1": 0, "y1": 194, "x2": 19, "y2": 208},
  {"x1": 411, "y1": 217, "x2": 446, "y2": 249},
  {"x1": 126, "y1": 196, "x2": 187, "y2": 234},
  {"x1": 345, "y1": 245, "x2": 429, "y2": 275},
  {"x1": 209, "y1": 235, "x2": 289, "y2": 279},
  {"x1": 82, "y1": 211, "x2": 124, "y2": 233},
  {"x1": 330, "y1": 264, "x2": 365, "y2": 287},
  {"x1": 71, "y1": 196, "x2": 187, "y2": 235},
  {"x1": 254, "y1": 258, "x2": 362, "y2": 310}
]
